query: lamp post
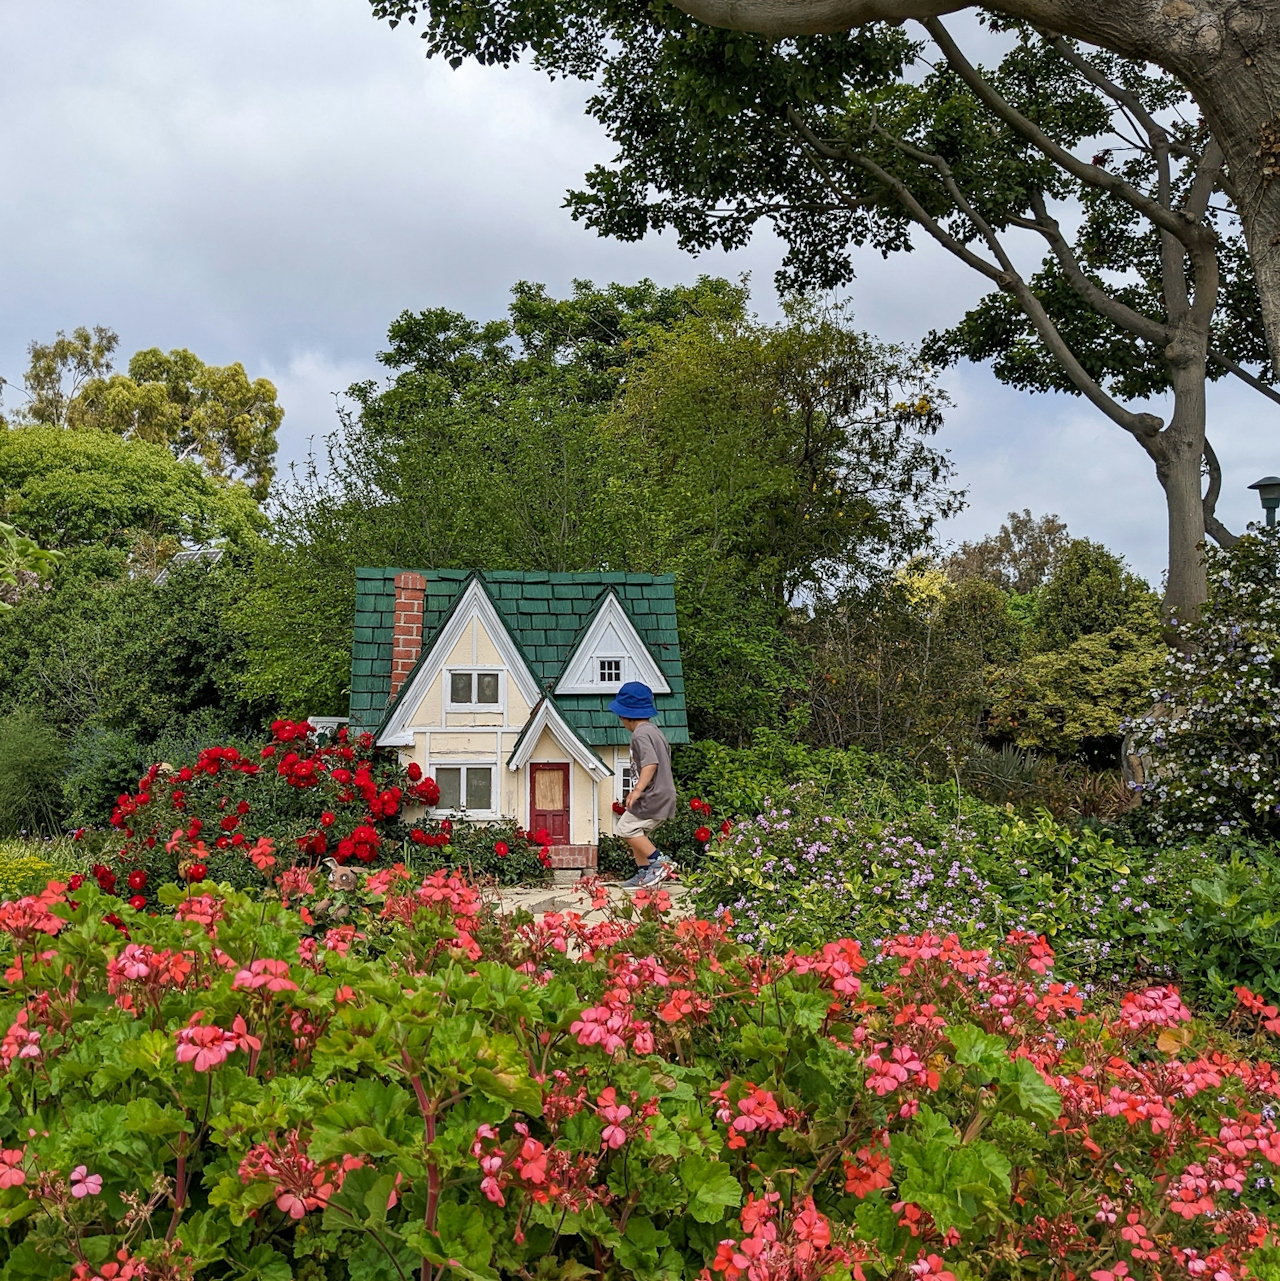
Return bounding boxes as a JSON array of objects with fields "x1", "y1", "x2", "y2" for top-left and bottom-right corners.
[{"x1": 1249, "y1": 476, "x2": 1280, "y2": 527}]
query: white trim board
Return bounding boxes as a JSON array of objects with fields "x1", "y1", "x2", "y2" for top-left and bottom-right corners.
[
  {"x1": 553, "y1": 593, "x2": 671, "y2": 696},
  {"x1": 507, "y1": 700, "x2": 613, "y2": 782},
  {"x1": 377, "y1": 579, "x2": 542, "y2": 747}
]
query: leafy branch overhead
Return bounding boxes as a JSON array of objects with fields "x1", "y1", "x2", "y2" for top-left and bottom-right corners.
[
  {"x1": 370, "y1": 0, "x2": 1274, "y2": 617},
  {"x1": 0, "y1": 522, "x2": 62, "y2": 611}
]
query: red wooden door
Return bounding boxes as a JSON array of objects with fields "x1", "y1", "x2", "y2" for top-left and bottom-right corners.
[{"x1": 530, "y1": 763, "x2": 570, "y2": 845}]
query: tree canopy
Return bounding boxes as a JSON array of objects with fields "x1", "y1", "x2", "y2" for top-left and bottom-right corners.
[
  {"x1": 370, "y1": 0, "x2": 1279, "y2": 616},
  {"x1": 0, "y1": 426, "x2": 263, "y2": 563},
  {"x1": 4, "y1": 327, "x2": 282, "y2": 498},
  {"x1": 237, "y1": 278, "x2": 959, "y2": 740}
]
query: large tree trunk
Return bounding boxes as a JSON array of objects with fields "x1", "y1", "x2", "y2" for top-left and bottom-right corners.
[{"x1": 1157, "y1": 354, "x2": 1210, "y2": 623}]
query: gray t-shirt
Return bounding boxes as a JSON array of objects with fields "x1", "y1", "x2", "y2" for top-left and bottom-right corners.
[{"x1": 627, "y1": 721, "x2": 677, "y2": 822}]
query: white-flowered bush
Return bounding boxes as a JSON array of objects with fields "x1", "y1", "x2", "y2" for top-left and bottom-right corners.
[{"x1": 1127, "y1": 527, "x2": 1280, "y2": 842}]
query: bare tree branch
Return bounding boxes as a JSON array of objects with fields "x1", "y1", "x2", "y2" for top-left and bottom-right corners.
[
  {"x1": 1207, "y1": 348, "x2": 1280, "y2": 405},
  {"x1": 924, "y1": 17, "x2": 1207, "y2": 246},
  {"x1": 1202, "y1": 436, "x2": 1239, "y2": 547},
  {"x1": 787, "y1": 108, "x2": 1167, "y2": 446}
]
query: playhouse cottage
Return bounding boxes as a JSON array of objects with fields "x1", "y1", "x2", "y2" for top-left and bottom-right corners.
[{"x1": 347, "y1": 569, "x2": 688, "y2": 874}]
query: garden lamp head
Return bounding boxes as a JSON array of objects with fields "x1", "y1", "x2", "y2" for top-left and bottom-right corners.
[{"x1": 1249, "y1": 476, "x2": 1280, "y2": 526}]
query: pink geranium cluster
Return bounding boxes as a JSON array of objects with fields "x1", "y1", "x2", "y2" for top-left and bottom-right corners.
[
  {"x1": 709, "y1": 1191, "x2": 863, "y2": 1281},
  {"x1": 238, "y1": 1129, "x2": 369, "y2": 1219},
  {"x1": 712, "y1": 1082, "x2": 792, "y2": 1149},
  {"x1": 174, "y1": 1010, "x2": 260, "y2": 1072}
]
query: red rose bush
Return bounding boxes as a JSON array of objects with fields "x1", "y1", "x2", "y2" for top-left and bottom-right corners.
[
  {"x1": 0, "y1": 870, "x2": 1278, "y2": 1279},
  {"x1": 97, "y1": 720, "x2": 552, "y2": 897}
]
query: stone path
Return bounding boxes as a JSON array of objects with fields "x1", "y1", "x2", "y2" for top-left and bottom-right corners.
[{"x1": 493, "y1": 878, "x2": 691, "y2": 926}]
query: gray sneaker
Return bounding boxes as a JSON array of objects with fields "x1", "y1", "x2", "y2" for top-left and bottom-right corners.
[{"x1": 619, "y1": 860, "x2": 672, "y2": 891}]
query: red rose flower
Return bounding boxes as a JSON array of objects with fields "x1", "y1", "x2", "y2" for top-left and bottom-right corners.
[
  {"x1": 695, "y1": 826, "x2": 712, "y2": 843},
  {"x1": 407, "y1": 761, "x2": 422, "y2": 781},
  {"x1": 69, "y1": 874, "x2": 85, "y2": 891},
  {"x1": 128, "y1": 895, "x2": 147, "y2": 911},
  {"x1": 721, "y1": 820, "x2": 732, "y2": 836},
  {"x1": 260, "y1": 745, "x2": 276, "y2": 759},
  {"x1": 320, "y1": 811, "x2": 336, "y2": 827},
  {"x1": 690, "y1": 797, "x2": 703, "y2": 811},
  {"x1": 612, "y1": 800, "x2": 626, "y2": 815},
  {"x1": 127, "y1": 870, "x2": 147, "y2": 891},
  {"x1": 231, "y1": 833, "x2": 245, "y2": 846},
  {"x1": 410, "y1": 829, "x2": 428, "y2": 844},
  {"x1": 220, "y1": 815, "x2": 238, "y2": 831},
  {"x1": 236, "y1": 800, "x2": 250, "y2": 815},
  {"x1": 96, "y1": 872, "x2": 117, "y2": 894},
  {"x1": 186, "y1": 864, "x2": 207, "y2": 882},
  {"x1": 494, "y1": 841, "x2": 509, "y2": 857},
  {"x1": 216, "y1": 836, "x2": 230, "y2": 849}
]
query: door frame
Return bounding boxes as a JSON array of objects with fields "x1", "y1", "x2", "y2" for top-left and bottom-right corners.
[{"x1": 529, "y1": 762, "x2": 571, "y2": 844}]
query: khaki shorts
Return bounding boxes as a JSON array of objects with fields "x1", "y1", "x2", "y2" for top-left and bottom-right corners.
[{"x1": 615, "y1": 810, "x2": 665, "y2": 840}]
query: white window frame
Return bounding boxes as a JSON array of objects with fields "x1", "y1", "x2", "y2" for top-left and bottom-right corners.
[
  {"x1": 618, "y1": 764, "x2": 636, "y2": 801},
  {"x1": 430, "y1": 761, "x2": 501, "y2": 818},
  {"x1": 596, "y1": 655, "x2": 626, "y2": 688},
  {"x1": 444, "y1": 668, "x2": 506, "y2": 713}
]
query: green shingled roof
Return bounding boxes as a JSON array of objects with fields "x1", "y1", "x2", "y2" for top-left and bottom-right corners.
[{"x1": 349, "y1": 569, "x2": 688, "y2": 747}]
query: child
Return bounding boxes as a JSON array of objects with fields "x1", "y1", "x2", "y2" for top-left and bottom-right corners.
[{"x1": 609, "y1": 681, "x2": 676, "y2": 889}]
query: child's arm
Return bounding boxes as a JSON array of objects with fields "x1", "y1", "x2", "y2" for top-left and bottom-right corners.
[{"x1": 626, "y1": 763, "x2": 658, "y2": 811}]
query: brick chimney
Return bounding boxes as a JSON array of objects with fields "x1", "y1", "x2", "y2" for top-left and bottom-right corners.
[{"x1": 389, "y1": 572, "x2": 426, "y2": 702}]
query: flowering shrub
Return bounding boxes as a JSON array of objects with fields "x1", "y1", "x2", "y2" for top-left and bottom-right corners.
[
  {"x1": 0, "y1": 871, "x2": 1278, "y2": 1279},
  {"x1": 101, "y1": 719, "x2": 435, "y2": 898},
  {"x1": 1128, "y1": 528, "x2": 1280, "y2": 841},
  {"x1": 686, "y1": 794, "x2": 1235, "y2": 995}
]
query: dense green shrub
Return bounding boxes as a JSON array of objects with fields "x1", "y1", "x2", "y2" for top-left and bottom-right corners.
[
  {"x1": 675, "y1": 730, "x2": 935, "y2": 822},
  {"x1": 0, "y1": 872, "x2": 1275, "y2": 1280},
  {"x1": 1129, "y1": 527, "x2": 1280, "y2": 841},
  {"x1": 0, "y1": 709, "x2": 66, "y2": 836}
]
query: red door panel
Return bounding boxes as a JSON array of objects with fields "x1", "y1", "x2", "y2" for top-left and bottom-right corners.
[{"x1": 530, "y1": 763, "x2": 570, "y2": 845}]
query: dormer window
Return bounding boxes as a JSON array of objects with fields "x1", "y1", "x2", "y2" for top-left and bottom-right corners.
[{"x1": 598, "y1": 658, "x2": 623, "y2": 685}]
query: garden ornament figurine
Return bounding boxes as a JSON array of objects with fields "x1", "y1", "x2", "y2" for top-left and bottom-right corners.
[{"x1": 609, "y1": 681, "x2": 677, "y2": 890}]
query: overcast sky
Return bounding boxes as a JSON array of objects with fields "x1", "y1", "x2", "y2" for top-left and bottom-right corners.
[{"x1": 2, "y1": 1, "x2": 1277, "y2": 586}]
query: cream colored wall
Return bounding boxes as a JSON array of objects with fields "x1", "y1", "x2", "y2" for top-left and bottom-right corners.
[
  {"x1": 599, "y1": 745, "x2": 628, "y2": 837},
  {"x1": 402, "y1": 614, "x2": 533, "y2": 731},
  {"x1": 395, "y1": 611, "x2": 609, "y2": 840}
]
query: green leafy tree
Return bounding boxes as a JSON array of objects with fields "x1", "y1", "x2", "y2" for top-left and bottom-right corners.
[
  {"x1": 4, "y1": 328, "x2": 282, "y2": 498},
  {"x1": 987, "y1": 624, "x2": 1165, "y2": 758},
  {"x1": 946, "y1": 510, "x2": 1069, "y2": 595},
  {"x1": 237, "y1": 281, "x2": 957, "y2": 741},
  {"x1": 0, "y1": 522, "x2": 62, "y2": 609},
  {"x1": 370, "y1": 0, "x2": 1279, "y2": 618},
  {"x1": 71, "y1": 347, "x2": 282, "y2": 498},
  {"x1": 8, "y1": 325, "x2": 118, "y2": 429},
  {"x1": 0, "y1": 426, "x2": 261, "y2": 563},
  {"x1": 1033, "y1": 539, "x2": 1157, "y2": 652}
]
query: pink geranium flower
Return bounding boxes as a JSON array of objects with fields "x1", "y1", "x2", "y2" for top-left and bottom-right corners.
[{"x1": 70, "y1": 1166, "x2": 103, "y2": 1198}]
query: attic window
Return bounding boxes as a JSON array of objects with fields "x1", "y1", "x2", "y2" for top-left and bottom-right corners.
[
  {"x1": 448, "y1": 671, "x2": 501, "y2": 707},
  {"x1": 598, "y1": 658, "x2": 623, "y2": 685}
]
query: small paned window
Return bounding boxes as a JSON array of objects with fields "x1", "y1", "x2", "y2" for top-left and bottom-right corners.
[
  {"x1": 599, "y1": 658, "x2": 622, "y2": 684},
  {"x1": 449, "y1": 671, "x2": 500, "y2": 706}
]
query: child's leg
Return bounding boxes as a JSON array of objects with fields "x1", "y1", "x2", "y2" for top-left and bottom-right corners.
[{"x1": 624, "y1": 832, "x2": 658, "y2": 868}]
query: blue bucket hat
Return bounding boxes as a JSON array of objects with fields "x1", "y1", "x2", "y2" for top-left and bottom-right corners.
[{"x1": 609, "y1": 681, "x2": 657, "y2": 719}]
